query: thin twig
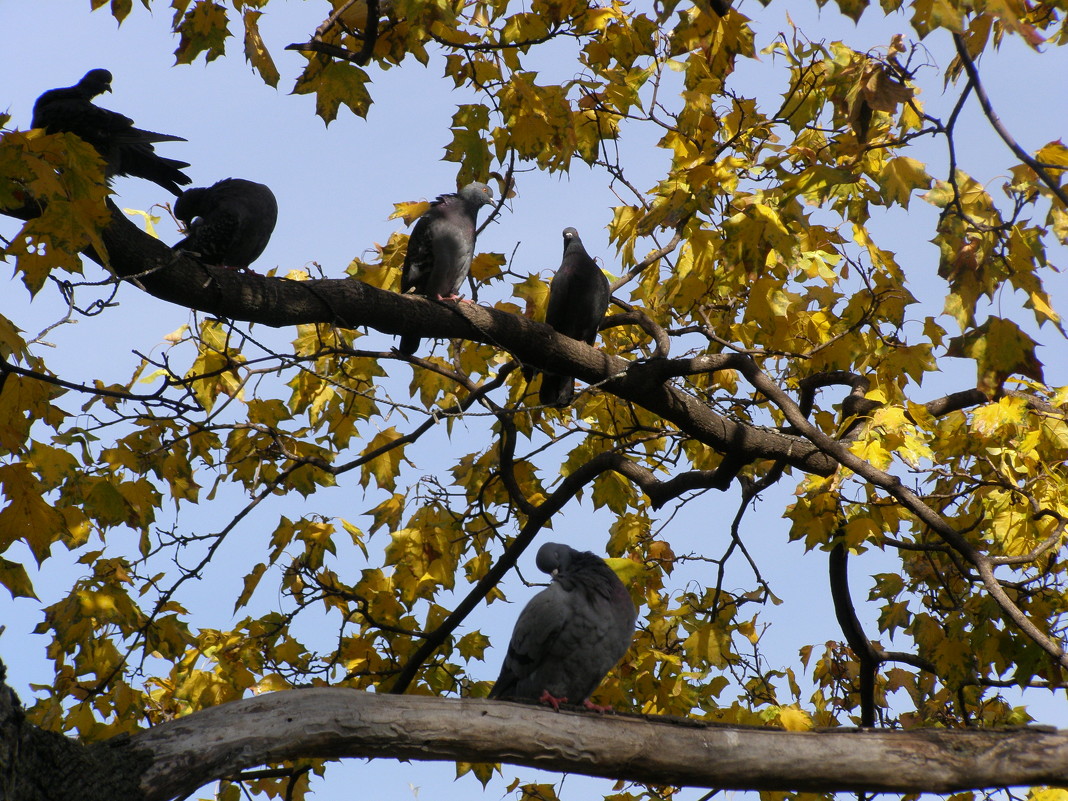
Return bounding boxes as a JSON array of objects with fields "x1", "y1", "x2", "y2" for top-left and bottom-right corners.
[{"x1": 952, "y1": 34, "x2": 1068, "y2": 208}]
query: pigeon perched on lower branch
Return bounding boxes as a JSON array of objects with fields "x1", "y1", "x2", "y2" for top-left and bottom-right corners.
[
  {"x1": 173, "y1": 178, "x2": 278, "y2": 272},
  {"x1": 488, "y1": 542, "x2": 636, "y2": 710}
]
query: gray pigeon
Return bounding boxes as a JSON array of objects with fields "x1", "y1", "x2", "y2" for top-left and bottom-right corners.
[
  {"x1": 398, "y1": 181, "x2": 495, "y2": 356},
  {"x1": 539, "y1": 227, "x2": 611, "y2": 407},
  {"x1": 32, "y1": 69, "x2": 191, "y2": 195},
  {"x1": 488, "y1": 542, "x2": 636, "y2": 710},
  {"x1": 173, "y1": 178, "x2": 278, "y2": 272}
]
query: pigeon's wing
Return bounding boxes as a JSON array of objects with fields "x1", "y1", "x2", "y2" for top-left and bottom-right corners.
[
  {"x1": 543, "y1": 260, "x2": 575, "y2": 332},
  {"x1": 401, "y1": 211, "x2": 436, "y2": 295},
  {"x1": 556, "y1": 574, "x2": 636, "y2": 701},
  {"x1": 488, "y1": 584, "x2": 569, "y2": 700},
  {"x1": 539, "y1": 244, "x2": 579, "y2": 407},
  {"x1": 225, "y1": 181, "x2": 278, "y2": 268},
  {"x1": 579, "y1": 265, "x2": 611, "y2": 345},
  {"x1": 539, "y1": 232, "x2": 611, "y2": 407},
  {"x1": 423, "y1": 203, "x2": 476, "y2": 299},
  {"x1": 397, "y1": 209, "x2": 439, "y2": 355},
  {"x1": 494, "y1": 544, "x2": 637, "y2": 704}
]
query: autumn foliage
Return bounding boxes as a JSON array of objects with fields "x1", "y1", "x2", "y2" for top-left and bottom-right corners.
[{"x1": 1, "y1": 0, "x2": 1068, "y2": 799}]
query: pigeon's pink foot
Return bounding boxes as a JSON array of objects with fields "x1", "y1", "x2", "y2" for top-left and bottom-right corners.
[
  {"x1": 538, "y1": 690, "x2": 567, "y2": 711},
  {"x1": 435, "y1": 293, "x2": 462, "y2": 301},
  {"x1": 582, "y1": 699, "x2": 613, "y2": 713}
]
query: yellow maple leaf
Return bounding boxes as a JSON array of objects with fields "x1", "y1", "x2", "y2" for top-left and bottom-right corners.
[
  {"x1": 390, "y1": 200, "x2": 431, "y2": 225},
  {"x1": 778, "y1": 705, "x2": 814, "y2": 731}
]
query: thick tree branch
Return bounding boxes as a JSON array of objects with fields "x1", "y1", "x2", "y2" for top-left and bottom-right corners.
[
  {"x1": 117, "y1": 691, "x2": 1068, "y2": 801},
  {"x1": 51, "y1": 202, "x2": 840, "y2": 477}
]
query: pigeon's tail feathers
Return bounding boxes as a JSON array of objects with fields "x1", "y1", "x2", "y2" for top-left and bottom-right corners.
[
  {"x1": 134, "y1": 128, "x2": 187, "y2": 144},
  {"x1": 398, "y1": 334, "x2": 421, "y2": 356},
  {"x1": 113, "y1": 141, "x2": 191, "y2": 195},
  {"x1": 112, "y1": 126, "x2": 188, "y2": 145},
  {"x1": 486, "y1": 672, "x2": 514, "y2": 700},
  {"x1": 135, "y1": 159, "x2": 192, "y2": 196},
  {"x1": 539, "y1": 372, "x2": 574, "y2": 408}
]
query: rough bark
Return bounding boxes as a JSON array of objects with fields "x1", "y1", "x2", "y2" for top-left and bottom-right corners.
[
  {"x1": 0, "y1": 663, "x2": 149, "y2": 801},
  {"x1": 4, "y1": 668, "x2": 1068, "y2": 801},
  {"x1": 128, "y1": 691, "x2": 1068, "y2": 800}
]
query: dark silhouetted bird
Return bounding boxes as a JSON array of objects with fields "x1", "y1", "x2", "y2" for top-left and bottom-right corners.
[
  {"x1": 398, "y1": 181, "x2": 495, "y2": 356},
  {"x1": 488, "y1": 542, "x2": 636, "y2": 711},
  {"x1": 539, "y1": 227, "x2": 611, "y2": 407},
  {"x1": 173, "y1": 179, "x2": 278, "y2": 272},
  {"x1": 32, "y1": 68, "x2": 191, "y2": 195}
]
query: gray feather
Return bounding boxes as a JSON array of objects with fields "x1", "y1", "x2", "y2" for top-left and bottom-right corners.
[
  {"x1": 398, "y1": 181, "x2": 494, "y2": 355},
  {"x1": 539, "y1": 228, "x2": 611, "y2": 407},
  {"x1": 488, "y1": 542, "x2": 636, "y2": 706}
]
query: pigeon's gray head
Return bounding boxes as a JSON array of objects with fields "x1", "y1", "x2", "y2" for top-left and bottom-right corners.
[
  {"x1": 562, "y1": 227, "x2": 582, "y2": 250},
  {"x1": 80, "y1": 69, "x2": 113, "y2": 96},
  {"x1": 535, "y1": 542, "x2": 576, "y2": 578},
  {"x1": 458, "y1": 181, "x2": 494, "y2": 208}
]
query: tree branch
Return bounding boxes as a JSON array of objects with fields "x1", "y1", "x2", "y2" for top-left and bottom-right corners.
[
  {"x1": 726, "y1": 354, "x2": 1068, "y2": 667},
  {"x1": 952, "y1": 34, "x2": 1068, "y2": 208},
  {"x1": 121, "y1": 691, "x2": 1068, "y2": 801},
  {"x1": 37, "y1": 201, "x2": 840, "y2": 478},
  {"x1": 829, "y1": 543, "x2": 879, "y2": 727}
]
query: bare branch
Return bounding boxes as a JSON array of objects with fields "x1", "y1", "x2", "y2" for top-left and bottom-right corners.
[{"x1": 952, "y1": 34, "x2": 1068, "y2": 208}]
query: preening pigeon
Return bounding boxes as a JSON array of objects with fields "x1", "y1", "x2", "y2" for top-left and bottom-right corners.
[
  {"x1": 398, "y1": 181, "x2": 495, "y2": 356},
  {"x1": 173, "y1": 179, "x2": 278, "y2": 272},
  {"x1": 488, "y1": 542, "x2": 636, "y2": 710},
  {"x1": 539, "y1": 227, "x2": 611, "y2": 407},
  {"x1": 32, "y1": 68, "x2": 191, "y2": 195}
]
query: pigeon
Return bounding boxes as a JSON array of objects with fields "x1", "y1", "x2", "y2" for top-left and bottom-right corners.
[
  {"x1": 488, "y1": 542, "x2": 636, "y2": 711},
  {"x1": 32, "y1": 68, "x2": 191, "y2": 195},
  {"x1": 398, "y1": 181, "x2": 495, "y2": 356},
  {"x1": 539, "y1": 227, "x2": 611, "y2": 407},
  {"x1": 173, "y1": 179, "x2": 278, "y2": 272}
]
